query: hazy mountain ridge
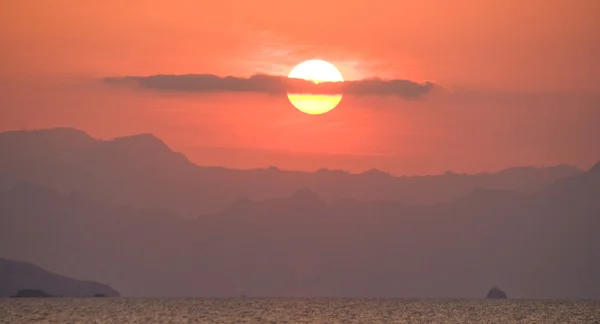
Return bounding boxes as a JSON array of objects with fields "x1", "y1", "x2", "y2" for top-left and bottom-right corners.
[
  {"x1": 0, "y1": 128, "x2": 584, "y2": 216},
  {"x1": 0, "y1": 163, "x2": 598, "y2": 298},
  {"x1": 0, "y1": 257, "x2": 120, "y2": 298},
  {"x1": 1, "y1": 128, "x2": 596, "y2": 298}
]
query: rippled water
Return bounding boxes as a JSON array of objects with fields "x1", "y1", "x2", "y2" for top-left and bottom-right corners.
[{"x1": 1, "y1": 298, "x2": 598, "y2": 323}]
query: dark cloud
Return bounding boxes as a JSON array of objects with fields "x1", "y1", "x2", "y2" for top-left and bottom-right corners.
[{"x1": 104, "y1": 74, "x2": 437, "y2": 98}]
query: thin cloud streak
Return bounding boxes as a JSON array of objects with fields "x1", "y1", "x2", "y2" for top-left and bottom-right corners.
[{"x1": 104, "y1": 74, "x2": 437, "y2": 98}]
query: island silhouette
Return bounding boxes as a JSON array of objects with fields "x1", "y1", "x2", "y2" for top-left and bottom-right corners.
[
  {"x1": 0, "y1": 258, "x2": 120, "y2": 298},
  {"x1": 486, "y1": 286, "x2": 507, "y2": 299}
]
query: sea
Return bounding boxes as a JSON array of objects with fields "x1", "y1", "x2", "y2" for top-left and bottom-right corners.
[{"x1": 0, "y1": 298, "x2": 598, "y2": 323}]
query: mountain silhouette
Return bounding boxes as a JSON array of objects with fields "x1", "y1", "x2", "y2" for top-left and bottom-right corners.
[
  {"x1": 589, "y1": 161, "x2": 600, "y2": 174},
  {"x1": 0, "y1": 257, "x2": 120, "y2": 298},
  {"x1": 0, "y1": 128, "x2": 583, "y2": 216},
  {"x1": 0, "y1": 163, "x2": 598, "y2": 298}
]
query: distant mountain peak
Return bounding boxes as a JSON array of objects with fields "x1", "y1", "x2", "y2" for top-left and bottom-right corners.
[
  {"x1": 498, "y1": 164, "x2": 583, "y2": 176},
  {"x1": 316, "y1": 168, "x2": 350, "y2": 175},
  {"x1": 589, "y1": 161, "x2": 600, "y2": 174},
  {"x1": 0, "y1": 127, "x2": 89, "y2": 137},
  {"x1": 112, "y1": 133, "x2": 165, "y2": 144},
  {"x1": 361, "y1": 168, "x2": 390, "y2": 177},
  {"x1": 108, "y1": 133, "x2": 172, "y2": 153},
  {"x1": 289, "y1": 186, "x2": 324, "y2": 203},
  {"x1": 99, "y1": 133, "x2": 193, "y2": 169}
]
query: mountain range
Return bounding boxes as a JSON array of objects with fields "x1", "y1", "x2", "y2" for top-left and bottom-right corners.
[
  {"x1": 0, "y1": 128, "x2": 583, "y2": 216},
  {"x1": 0, "y1": 128, "x2": 598, "y2": 298}
]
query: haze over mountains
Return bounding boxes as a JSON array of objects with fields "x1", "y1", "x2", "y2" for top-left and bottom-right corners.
[
  {"x1": 0, "y1": 128, "x2": 598, "y2": 299},
  {"x1": 0, "y1": 128, "x2": 583, "y2": 216}
]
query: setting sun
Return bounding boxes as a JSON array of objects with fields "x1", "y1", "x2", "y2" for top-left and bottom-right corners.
[{"x1": 287, "y1": 59, "x2": 344, "y2": 115}]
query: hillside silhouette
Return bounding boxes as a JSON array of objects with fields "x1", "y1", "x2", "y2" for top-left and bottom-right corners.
[
  {"x1": 0, "y1": 257, "x2": 120, "y2": 298},
  {"x1": 0, "y1": 161, "x2": 598, "y2": 298},
  {"x1": 0, "y1": 128, "x2": 583, "y2": 216}
]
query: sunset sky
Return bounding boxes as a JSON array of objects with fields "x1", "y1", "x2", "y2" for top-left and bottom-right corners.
[{"x1": 2, "y1": 0, "x2": 599, "y2": 175}]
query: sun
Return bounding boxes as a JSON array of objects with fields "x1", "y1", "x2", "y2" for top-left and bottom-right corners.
[{"x1": 287, "y1": 59, "x2": 344, "y2": 115}]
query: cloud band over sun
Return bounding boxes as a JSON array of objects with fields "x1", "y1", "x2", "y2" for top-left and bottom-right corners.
[{"x1": 104, "y1": 74, "x2": 437, "y2": 98}]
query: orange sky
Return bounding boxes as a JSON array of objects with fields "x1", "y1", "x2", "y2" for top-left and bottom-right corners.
[{"x1": 1, "y1": 0, "x2": 600, "y2": 175}]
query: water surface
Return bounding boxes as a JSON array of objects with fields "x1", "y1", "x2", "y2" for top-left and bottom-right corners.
[{"x1": 1, "y1": 298, "x2": 598, "y2": 323}]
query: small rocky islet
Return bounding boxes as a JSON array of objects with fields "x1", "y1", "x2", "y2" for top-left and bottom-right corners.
[{"x1": 486, "y1": 286, "x2": 507, "y2": 299}]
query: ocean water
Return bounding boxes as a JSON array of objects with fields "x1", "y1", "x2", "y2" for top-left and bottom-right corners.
[{"x1": 0, "y1": 298, "x2": 598, "y2": 323}]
